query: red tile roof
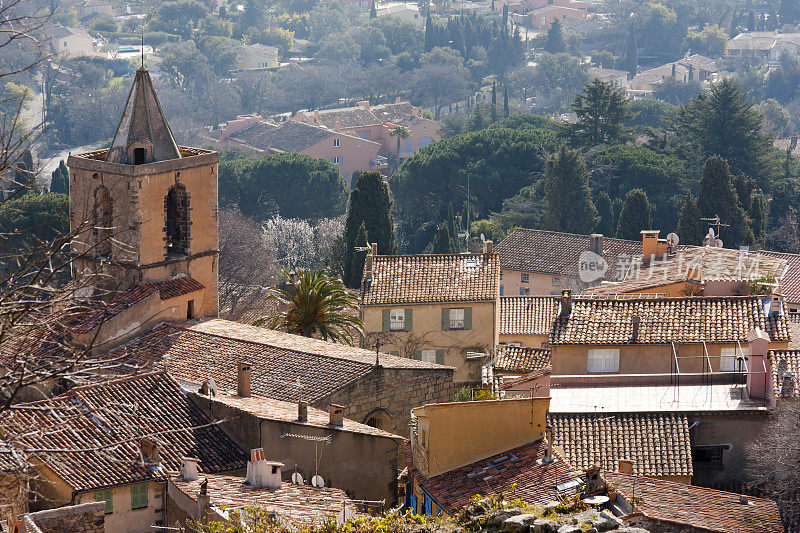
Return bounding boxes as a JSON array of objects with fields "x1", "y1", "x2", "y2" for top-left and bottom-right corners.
[
  {"x1": 549, "y1": 413, "x2": 692, "y2": 478},
  {"x1": 1, "y1": 372, "x2": 245, "y2": 492},
  {"x1": 550, "y1": 296, "x2": 790, "y2": 345},
  {"x1": 767, "y1": 349, "x2": 800, "y2": 399},
  {"x1": 605, "y1": 472, "x2": 784, "y2": 533},
  {"x1": 500, "y1": 297, "x2": 558, "y2": 336},
  {"x1": 406, "y1": 441, "x2": 579, "y2": 513},
  {"x1": 494, "y1": 346, "x2": 551, "y2": 374},
  {"x1": 362, "y1": 253, "x2": 499, "y2": 305}
]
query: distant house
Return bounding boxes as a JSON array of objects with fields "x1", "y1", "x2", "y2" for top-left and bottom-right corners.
[
  {"x1": 726, "y1": 31, "x2": 800, "y2": 62},
  {"x1": 588, "y1": 67, "x2": 629, "y2": 87},
  {"x1": 45, "y1": 24, "x2": 98, "y2": 57},
  {"x1": 235, "y1": 43, "x2": 279, "y2": 70},
  {"x1": 628, "y1": 54, "x2": 718, "y2": 93},
  {"x1": 527, "y1": 4, "x2": 588, "y2": 29},
  {"x1": 77, "y1": 0, "x2": 114, "y2": 20},
  {"x1": 375, "y1": 2, "x2": 422, "y2": 26}
]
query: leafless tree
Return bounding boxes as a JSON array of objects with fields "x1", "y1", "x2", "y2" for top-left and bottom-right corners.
[{"x1": 365, "y1": 331, "x2": 432, "y2": 359}]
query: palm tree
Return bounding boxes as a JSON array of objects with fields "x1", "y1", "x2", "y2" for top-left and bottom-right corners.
[
  {"x1": 389, "y1": 125, "x2": 411, "y2": 159},
  {"x1": 253, "y1": 269, "x2": 365, "y2": 345}
]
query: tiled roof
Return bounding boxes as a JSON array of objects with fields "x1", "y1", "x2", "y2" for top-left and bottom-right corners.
[
  {"x1": 767, "y1": 350, "x2": 800, "y2": 399},
  {"x1": 361, "y1": 253, "x2": 499, "y2": 305},
  {"x1": 494, "y1": 346, "x2": 551, "y2": 374},
  {"x1": 310, "y1": 106, "x2": 383, "y2": 129},
  {"x1": 70, "y1": 274, "x2": 204, "y2": 333},
  {"x1": 496, "y1": 229, "x2": 641, "y2": 279},
  {"x1": 230, "y1": 120, "x2": 333, "y2": 152},
  {"x1": 0, "y1": 372, "x2": 245, "y2": 492},
  {"x1": 604, "y1": 472, "x2": 783, "y2": 533},
  {"x1": 500, "y1": 296, "x2": 558, "y2": 336},
  {"x1": 371, "y1": 102, "x2": 416, "y2": 123},
  {"x1": 587, "y1": 247, "x2": 787, "y2": 295},
  {"x1": 110, "y1": 319, "x2": 449, "y2": 403},
  {"x1": 549, "y1": 413, "x2": 692, "y2": 478},
  {"x1": 203, "y1": 392, "x2": 404, "y2": 439},
  {"x1": 550, "y1": 296, "x2": 790, "y2": 345},
  {"x1": 170, "y1": 473, "x2": 362, "y2": 524},
  {"x1": 406, "y1": 440, "x2": 578, "y2": 513},
  {"x1": 758, "y1": 250, "x2": 800, "y2": 304}
]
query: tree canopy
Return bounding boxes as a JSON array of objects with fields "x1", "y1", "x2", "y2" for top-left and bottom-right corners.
[{"x1": 540, "y1": 144, "x2": 599, "y2": 234}]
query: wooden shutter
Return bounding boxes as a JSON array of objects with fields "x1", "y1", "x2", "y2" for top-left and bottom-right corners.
[
  {"x1": 382, "y1": 309, "x2": 390, "y2": 332},
  {"x1": 413, "y1": 350, "x2": 422, "y2": 360},
  {"x1": 435, "y1": 349, "x2": 444, "y2": 364},
  {"x1": 131, "y1": 484, "x2": 148, "y2": 510},
  {"x1": 441, "y1": 308, "x2": 450, "y2": 330},
  {"x1": 95, "y1": 490, "x2": 113, "y2": 514},
  {"x1": 405, "y1": 309, "x2": 413, "y2": 331},
  {"x1": 463, "y1": 307, "x2": 472, "y2": 330}
]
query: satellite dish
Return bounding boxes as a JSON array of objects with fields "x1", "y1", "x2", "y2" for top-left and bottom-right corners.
[
  {"x1": 715, "y1": 238, "x2": 723, "y2": 248},
  {"x1": 666, "y1": 232, "x2": 679, "y2": 247},
  {"x1": 311, "y1": 475, "x2": 325, "y2": 488},
  {"x1": 291, "y1": 472, "x2": 304, "y2": 485}
]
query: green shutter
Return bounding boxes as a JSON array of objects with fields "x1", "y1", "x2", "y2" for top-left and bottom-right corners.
[
  {"x1": 435, "y1": 349, "x2": 444, "y2": 364},
  {"x1": 413, "y1": 350, "x2": 422, "y2": 360},
  {"x1": 405, "y1": 309, "x2": 413, "y2": 331},
  {"x1": 95, "y1": 489, "x2": 113, "y2": 514},
  {"x1": 441, "y1": 308, "x2": 450, "y2": 330},
  {"x1": 131, "y1": 484, "x2": 148, "y2": 510},
  {"x1": 382, "y1": 309, "x2": 390, "y2": 332},
  {"x1": 464, "y1": 307, "x2": 472, "y2": 330}
]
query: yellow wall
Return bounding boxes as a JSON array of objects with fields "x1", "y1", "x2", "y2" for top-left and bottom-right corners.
[
  {"x1": 499, "y1": 333, "x2": 550, "y2": 348},
  {"x1": 363, "y1": 301, "x2": 498, "y2": 383},
  {"x1": 411, "y1": 397, "x2": 549, "y2": 477},
  {"x1": 501, "y1": 269, "x2": 569, "y2": 297}
]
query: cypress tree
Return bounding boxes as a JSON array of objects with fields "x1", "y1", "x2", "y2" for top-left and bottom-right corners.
[
  {"x1": 502, "y1": 4, "x2": 508, "y2": 26},
  {"x1": 14, "y1": 149, "x2": 34, "y2": 188},
  {"x1": 348, "y1": 223, "x2": 369, "y2": 288},
  {"x1": 432, "y1": 223, "x2": 454, "y2": 253},
  {"x1": 343, "y1": 171, "x2": 396, "y2": 288},
  {"x1": 446, "y1": 201, "x2": 456, "y2": 244},
  {"x1": 425, "y1": 15, "x2": 434, "y2": 52},
  {"x1": 370, "y1": 0, "x2": 377, "y2": 18},
  {"x1": 540, "y1": 144, "x2": 599, "y2": 234},
  {"x1": 615, "y1": 188, "x2": 651, "y2": 241},
  {"x1": 750, "y1": 191, "x2": 768, "y2": 245},
  {"x1": 596, "y1": 191, "x2": 615, "y2": 236},
  {"x1": 697, "y1": 156, "x2": 753, "y2": 247},
  {"x1": 503, "y1": 86, "x2": 509, "y2": 117},
  {"x1": 748, "y1": 11, "x2": 756, "y2": 31},
  {"x1": 50, "y1": 160, "x2": 69, "y2": 194},
  {"x1": 624, "y1": 23, "x2": 638, "y2": 78},
  {"x1": 491, "y1": 81, "x2": 497, "y2": 122},
  {"x1": 676, "y1": 193, "x2": 705, "y2": 246}
]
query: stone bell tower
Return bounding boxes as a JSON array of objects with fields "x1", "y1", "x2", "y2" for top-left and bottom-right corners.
[{"x1": 67, "y1": 66, "x2": 219, "y2": 317}]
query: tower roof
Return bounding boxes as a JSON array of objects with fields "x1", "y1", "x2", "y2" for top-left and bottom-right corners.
[{"x1": 106, "y1": 66, "x2": 181, "y2": 164}]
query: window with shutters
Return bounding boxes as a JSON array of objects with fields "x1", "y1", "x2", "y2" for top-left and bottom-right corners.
[
  {"x1": 587, "y1": 348, "x2": 619, "y2": 373},
  {"x1": 130, "y1": 483, "x2": 148, "y2": 510},
  {"x1": 449, "y1": 308, "x2": 465, "y2": 329},
  {"x1": 420, "y1": 349, "x2": 437, "y2": 363},
  {"x1": 720, "y1": 347, "x2": 739, "y2": 372},
  {"x1": 95, "y1": 489, "x2": 113, "y2": 514},
  {"x1": 389, "y1": 309, "x2": 405, "y2": 331}
]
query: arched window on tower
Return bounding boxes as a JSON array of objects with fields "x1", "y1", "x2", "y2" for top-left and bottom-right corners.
[
  {"x1": 165, "y1": 185, "x2": 189, "y2": 254},
  {"x1": 93, "y1": 186, "x2": 112, "y2": 258}
]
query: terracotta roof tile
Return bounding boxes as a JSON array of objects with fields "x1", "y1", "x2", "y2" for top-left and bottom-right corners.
[
  {"x1": 500, "y1": 296, "x2": 558, "y2": 336},
  {"x1": 1, "y1": 372, "x2": 246, "y2": 492},
  {"x1": 549, "y1": 413, "x2": 692, "y2": 478},
  {"x1": 767, "y1": 349, "x2": 800, "y2": 399},
  {"x1": 604, "y1": 472, "x2": 783, "y2": 533},
  {"x1": 230, "y1": 120, "x2": 334, "y2": 152},
  {"x1": 494, "y1": 346, "x2": 551, "y2": 374},
  {"x1": 361, "y1": 253, "x2": 499, "y2": 305},
  {"x1": 550, "y1": 296, "x2": 790, "y2": 345},
  {"x1": 758, "y1": 250, "x2": 800, "y2": 304},
  {"x1": 405, "y1": 440, "x2": 579, "y2": 513}
]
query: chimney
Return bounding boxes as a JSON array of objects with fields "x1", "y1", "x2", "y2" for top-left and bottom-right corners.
[
  {"x1": 618, "y1": 459, "x2": 635, "y2": 474},
  {"x1": 298, "y1": 400, "x2": 308, "y2": 422},
  {"x1": 746, "y1": 327, "x2": 770, "y2": 399},
  {"x1": 356, "y1": 100, "x2": 371, "y2": 109},
  {"x1": 245, "y1": 448, "x2": 283, "y2": 489},
  {"x1": 329, "y1": 404, "x2": 345, "y2": 427},
  {"x1": 589, "y1": 233, "x2": 604, "y2": 256},
  {"x1": 139, "y1": 437, "x2": 160, "y2": 464},
  {"x1": 365, "y1": 242, "x2": 377, "y2": 282},
  {"x1": 559, "y1": 290, "x2": 572, "y2": 317},
  {"x1": 237, "y1": 361, "x2": 251, "y2": 397},
  {"x1": 631, "y1": 315, "x2": 641, "y2": 342},
  {"x1": 641, "y1": 230, "x2": 667, "y2": 260},
  {"x1": 181, "y1": 457, "x2": 200, "y2": 481},
  {"x1": 411, "y1": 105, "x2": 419, "y2": 117},
  {"x1": 484, "y1": 240, "x2": 494, "y2": 254},
  {"x1": 543, "y1": 425, "x2": 554, "y2": 462}
]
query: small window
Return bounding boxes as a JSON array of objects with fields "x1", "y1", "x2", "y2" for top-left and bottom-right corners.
[
  {"x1": 334, "y1": 138, "x2": 340, "y2": 147},
  {"x1": 693, "y1": 446, "x2": 725, "y2": 466},
  {"x1": 133, "y1": 147, "x2": 146, "y2": 165},
  {"x1": 187, "y1": 300, "x2": 195, "y2": 320},
  {"x1": 130, "y1": 484, "x2": 148, "y2": 510},
  {"x1": 95, "y1": 489, "x2": 113, "y2": 514},
  {"x1": 521, "y1": 273, "x2": 530, "y2": 283},
  {"x1": 389, "y1": 309, "x2": 405, "y2": 331},
  {"x1": 420, "y1": 349, "x2": 437, "y2": 363},
  {"x1": 588, "y1": 348, "x2": 620, "y2": 373},
  {"x1": 449, "y1": 308, "x2": 465, "y2": 329}
]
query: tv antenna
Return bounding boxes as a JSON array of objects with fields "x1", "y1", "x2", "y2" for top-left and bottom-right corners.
[
  {"x1": 701, "y1": 214, "x2": 729, "y2": 238},
  {"x1": 141, "y1": 30, "x2": 145, "y2": 68}
]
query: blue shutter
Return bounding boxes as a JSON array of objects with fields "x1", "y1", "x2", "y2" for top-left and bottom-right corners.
[{"x1": 410, "y1": 495, "x2": 418, "y2": 515}]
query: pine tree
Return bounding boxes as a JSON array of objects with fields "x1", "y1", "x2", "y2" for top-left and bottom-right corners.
[
  {"x1": 615, "y1": 188, "x2": 651, "y2": 241},
  {"x1": 697, "y1": 156, "x2": 753, "y2": 247},
  {"x1": 570, "y1": 79, "x2": 630, "y2": 146},
  {"x1": 540, "y1": 144, "x2": 599, "y2": 234},
  {"x1": 544, "y1": 19, "x2": 566, "y2": 53},
  {"x1": 369, "y1": 0, "x2": 377, "y2": 18},
  {"x1": 596, "y1": 191, "x2": 615, "y2": 236},
  {"x1": 50, "y1": 160, "x2": 69, "y2": 194},
  {"x1": 676, "y1": 193, "x2": 705, "y2": 246},
  {"x1": 503, "y1": 86, "x2": 509, "y2": 117},
  {"x1": 432, "y1": 222, "x2": 454, "y2": 253},
  {"x1": 343, "y1": 171, "x2": 396, "y2": 288},
  {"x1": 750, "y1": 191, "x2": 768, "y2": 245},
  {"x1": 491, "y1": 81, "x2": 497, "y2": 122},
  {"x1": 624, "y1": 23, "x2": 638, "y2": 78}
]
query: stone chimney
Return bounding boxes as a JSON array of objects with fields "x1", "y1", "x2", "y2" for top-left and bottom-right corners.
[
  {"x1": 589, "y1": 234, "x2": 603, "y2": 256},
  {"x1": 329, "y1": 404, "x2": 345, "y2": 427},
  {"x1": 484, "y1": 240, "x2": 494, "y2": 254},
  {"x1": 559, "y1": 290, "x2": 572, "y2": 317},
  {"x1": 237, "y1": 361, "x2": 251, "y2": 398},
  {"x1": 298, "y1": 400, "x2": 308, "y2": 423},
  {"x1": 246, "y1": 448, "x2": 283, "y2": 489},
  {"x1": 631, "y1": 315, "x2": 641, "y2": 342},
  {"x1": 181, "y1": 457, "x2": 200, "y2": 481}
]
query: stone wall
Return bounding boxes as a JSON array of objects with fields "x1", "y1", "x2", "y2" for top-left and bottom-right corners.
[
  {"x1": 319, "y1": 366, "x2": 457, "y2": 437},
  {"x1": 22, "y1": 501, "x2": 105, "y2": 533}
]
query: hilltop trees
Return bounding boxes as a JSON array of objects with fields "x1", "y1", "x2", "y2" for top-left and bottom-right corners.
[
  {"x1": 615, "y1": 188, "x2": 651, "y2": 240},
  {"x1": 569, "y1": 79, "x2": 630, "y2": 146},
  {"x1": 676, "y1": 193, "x2": 705, "y2": 246},
  {"x1": 540, "y1": 144, "x2": 599, "y2": 234}
]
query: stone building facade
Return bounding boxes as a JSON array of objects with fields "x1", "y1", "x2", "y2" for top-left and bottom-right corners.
[{"x1": 21, "y1": 501, "x2": 105, "y2": 533}]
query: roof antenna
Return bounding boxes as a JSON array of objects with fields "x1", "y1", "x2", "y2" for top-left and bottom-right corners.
[{"x1": 141, "y1": 30, "x2": 145, "y2": 68}]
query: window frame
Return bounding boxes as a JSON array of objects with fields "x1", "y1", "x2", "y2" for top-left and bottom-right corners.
[
  {"x1": 420, "y1": 349, "x2": 437, "y2": 363},
  {"x1": 389, "y1": 308, "x2": 405, "y2": 331},
  {"x1": 587, "y1": 348, "x2": 620, "y2": 373},
  {"x1": 130, "y1": 483, "x2": 148, "y2": 510},
  {"x1": 449, "y1": 308, "x2": 465, "y2": 330},
  {"x1": 521, "y1": 273, "x2": 530, "y2": 283},
  {"x1": 334, "y1": 138, "x2": 340, "y2": 147}
]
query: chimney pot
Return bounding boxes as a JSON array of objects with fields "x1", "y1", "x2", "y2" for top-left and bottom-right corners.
[
  {"x1": 237, "y1": 361, "x2": 252, "y2": 397},
  {"x1": 298, "y1": 401, "x2": 308, "y2": 422},
  {"x1": 559, "y1": 290, "x2": 572, "y2": 317},
  {"x1": 181, "y1": 457, "x2": 200, "y2": 481},
  {"x1": 329, "y1": 404, "x2": 345, "y2": 427}
]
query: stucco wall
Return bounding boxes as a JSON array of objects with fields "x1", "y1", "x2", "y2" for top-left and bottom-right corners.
[
  {"x1": 499, "y1": 334, "x2": 550, "y2": 348},
  {"x1": 75, "y1": 481, "x2": 163, "y2": 533},
  {"x1": 304, "y1": 135, "x2": 381, "y2": 185},
  {"x1": 501, "y1": 270, "x2": 572, "y2": 297}
]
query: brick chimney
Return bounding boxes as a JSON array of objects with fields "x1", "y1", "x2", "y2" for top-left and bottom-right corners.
[
  {"x1": 237, "y1": 361, "x2": 251, "y2": 397},
  {"x1": 329, "y1": 404, "x2": 345, "y2": 427},
  {"x1": 298, "y1": 400, "x2": 308, "y2": 423},
  {"x1": 589, "y1": 234, "x2": 603, "y2": 256}
]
